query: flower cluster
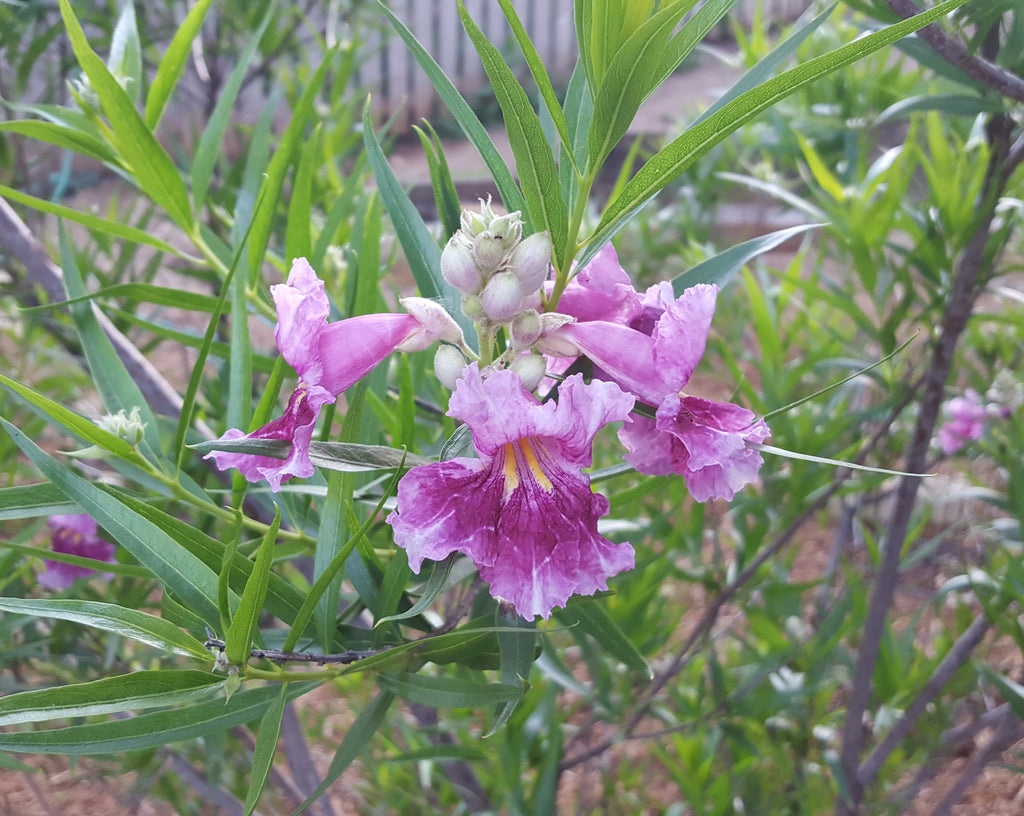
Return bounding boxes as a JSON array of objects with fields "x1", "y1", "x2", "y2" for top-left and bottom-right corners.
[
  {"x1": 39, "y1": 514, "x2": 116, "y2": 590},
  {"x1": 210, "y1": 205, "x2": 770, "y2": 618},
  {"x1": 937, "y1": 380, "x2": 1017, "y2": 455}
]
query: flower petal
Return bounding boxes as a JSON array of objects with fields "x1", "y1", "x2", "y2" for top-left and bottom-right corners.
[
  {"x1": 316, "y1": 313, "x2": 419, "y2": 394},
  {"x1": 649, "y1": 282, "x2": 718, "y2": 393},
  {"x1": 205, "y1": 383, "x2": 334, "y2": 491},
  {"x1": 621, "y1": 394, "x2": 770, "y2": 501},
  {"x1": 272, "y1": 258, "x2": 331, "y2": 383},
  {"x1": 555, "y1": 244, "x2": 643, "y2": 324},
  {"x1": 40, "y1": 514, "x2": 116, "y2": 589}
]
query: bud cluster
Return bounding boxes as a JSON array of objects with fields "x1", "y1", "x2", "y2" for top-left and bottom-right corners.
[{"x1": 440, "y1": 199, "x2": 552, "y2": 326}]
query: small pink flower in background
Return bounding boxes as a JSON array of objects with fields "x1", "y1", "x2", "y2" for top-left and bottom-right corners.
[
  {"x1": 387, "y1": 365, "x2": 636, "y2": 619},
  {"x1": 39, "y1": 514, "x2": 116, "y2": 590},
  {"x1": 540, "y1": 250, "x2": 770, "y2": 501},
  {"x1": 207, "y1": 258, "x2": 463, "y2": 490},
  {"x1": 938, "y1": 389, "x2": 987, "y2": 454}
]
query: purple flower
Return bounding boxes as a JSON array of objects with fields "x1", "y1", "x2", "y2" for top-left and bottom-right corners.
[
  {"x1": 937, "y1": 389, "x2": 987, "y2": 454},
  {"x1": 387, "y1": 365, "x2": 635, "y2": 619},
  {"x1": 541, "y1": 270, "x2": 770, "y2": 501},
  {"x1": 206, "y1": 258, "x2": 462, "y2": 490},
  {"x1": 39, "y1": 514, "x2": 116, "y2": 590}
]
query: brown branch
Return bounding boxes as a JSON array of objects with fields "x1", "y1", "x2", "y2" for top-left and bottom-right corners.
[
  {"x1": 926, "y1": 719, "x2": 1024, "y2": 816},
  {"x1": 203, "y1": 637, "x2": 386, "y2": 666},
  {"x1": 886, "y1": 0, "x2": 1024, "y2": 103}
]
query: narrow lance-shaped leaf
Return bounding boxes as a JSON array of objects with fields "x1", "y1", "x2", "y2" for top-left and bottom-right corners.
[
  {"x1": 244, "y1": 684, "x2": 288, "y2": 816},
  {"x1": 458, "y1": 0, "x2": 569, "y2": 270},
  {"x1": 58, "y1": 0, "x2": 192, "y2": 229},
  {"x1": 225, "y1": 507, "x2": 281, "y2": 666},
  {"x1": 584, "y1": 0, "x2": 974, "y2": 266},
  {"x1": 0, "y1": 671, "x2": 223, "y2": 726},
  {"x1": 0, "y1": 598, "x2": 209, "y2": 659},
  {"x1": 146, "y1": 0, "x2": 215, "y2": 129}
]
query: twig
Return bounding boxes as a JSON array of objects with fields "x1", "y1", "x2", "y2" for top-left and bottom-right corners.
[
  {"x1": 204, "y1": 637, "x2": 386, "y2": 666},
  {"x1": 857, "y1": 615, "x2": 992, "y2": 788},
  {"x1": 926, "y1": 719, "x2": 1024, "y2": 816},
  {"x1": 885, "y1": 0, "x2": 1024, "y2": 104},
  {"x1": 835, "y1": 111, "x2": 1018, "y2": 814}
]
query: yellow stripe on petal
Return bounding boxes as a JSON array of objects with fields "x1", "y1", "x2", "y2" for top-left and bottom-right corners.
[
  {"x1": 519, "y1": 438, "x2": 553, "y2": 492},
  {"x1": 502, "y1": 443, "x2": 520, "y2": 500}
]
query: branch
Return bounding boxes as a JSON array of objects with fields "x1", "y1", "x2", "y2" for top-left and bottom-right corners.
[
  {"x1": 204, "y1": 637, "x2": 386, "y2": 665},
  {"x1": 886, "y1": 0, "x2": 1024, "y2": 103}
]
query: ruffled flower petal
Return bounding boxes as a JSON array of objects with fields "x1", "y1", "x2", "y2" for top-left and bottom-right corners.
[
  {"x1": 205, "y1": 383, "x2": 334, "y2": 491},
  {"x1": 387, "y1": 366, "x2": 635, "y2": 619},
  {"x1": 555, "y1": 244, "x2": 643, "y2": 325},
  {"x1": 39, "y1": 514, "x2": 116, "y2": 590},
  {"x1": 272, "y1": 258, "x2": 330, "y2": 383},
  {"x1": 648, "y1": 282, "x2": 718, "y2": 394},
  {"x1": 621, "y1": 394, "x2": 770, "y2": 502}
]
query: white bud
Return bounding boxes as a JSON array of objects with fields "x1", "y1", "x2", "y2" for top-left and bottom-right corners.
[
  {"x1": 510, "y1": 310, "x2": 541, "y2": 349},
  {"x1": 480, "y1": 272, "x2": 524, "y2": 321},
  {"x1": 489, "y1": 212, "x2": 523, "y2": 249},
  {"x1": 510, "y1": 232, "x2": 552, "y2": 294},
  {"x1": 441, "y1": 238, "x2": 482, "y2": 293},
  {"x1": 473, "y1": 232, "x2": 507, "y2": 273},
  {"x1": 510, "y1": 354, "x2": 548, "y2": 392},
  {"x1": 434, "y1": 345, "x2": 467, "y2": 390},
  {"x1": 97, "y1": 407, "x2": 147, "y2": 446},
  {"x1": 461, "y1": 294, "x2": 487, "y2": 321},
  {"x1": 397, "y1": 297, "x2": 464, "y2": 350}
]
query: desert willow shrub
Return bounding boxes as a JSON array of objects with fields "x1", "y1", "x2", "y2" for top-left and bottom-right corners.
[{"x1": 0, "y1": 0, "x2": 990, "y2": 812}]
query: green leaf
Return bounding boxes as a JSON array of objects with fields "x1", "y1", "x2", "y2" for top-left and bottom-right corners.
[
  {"x1": 496, "y1": 0, "x2": 575, "y2": 174},
  {"x1": 108, "y1": 0, "x2": 142, "y2": 104},
  {"x1": 375, "y1": 555, "x2": 458, "y2": 627},
  {"x1": 0, "y1": 120, "x2": 118, "y2": 163},
  {"x1": 0, "y1": 420, "x2": 222, "y2": 627},
  {"x1": 672, "y1": 223, "x2": 824, "y2": 292},
  {"x1": 25, "y1": 282, "x2": 221, "y2": 314},
  {"x1": 0, "y1": 598, "x2": 209, "y2": 659},
  {"x1": 145, "y1": 0, "x2": 215, "y2": 129},
  {"x1": 0, "y1": 184, "x2": 190, "y2": 259},
  {"x1": 378, "y1": 673, "x2": 522, "y2": 708},
  {"x1": 244, "y1": 684, "x2": 287, "y2": 816},
  {"x1": 285, "y1": 124, "x2": 320, "y2": 263},
  {"x1": 487, "y1": 612, "x2": 537, "y2": 737},
  {"x1": 191, "y1": 437, "x2": 431, "y2": 472},
  {"x1": 225, "y1": 507, "x2": 281, "y2": 666},
  {"x1": 877, "y1": 93, "x2": 1008, "y2": 122},
  {"x1": 0, "y1": 538, "x2": 150, "y2": 579},
  {"x1": 0, "y1": 483, "x2": 77, "y2": 520},
  {"x1": 58, "y1": 225, "x2": 163, "y2": 458},
  {"x1": 0, "y1": 671, "x2": 223, "y2": 726},
  {"x1": 191, "y1": 6, "x2": 273, "y2": 210},
  {"x1": 0, "y1": 681, "x2": 316, "y2": 754},
  {"x1": 248, "y1": 49, "x2": 335, "y2": 278},
  {"x1": 556, "y1": 599, "x2": 650, "y2": 677},
  {"x1": 458, "y1": 0, "x2": 569, "y2": 269},
  {"x1": 292, "y1": 690, "x2": 394, "y2": 814},
  {"x1": 585, "y1": 0, "x2": 972, "y2": 263},
  {"x1": 362, "y1": 104, "x2": 473, "y2": 344},
  {"x1": 413, "y1": 123, "x2": 462, "y2": 240},
  {"x1": 59, "y1": 0, "x2": 192, "y2": 228},
  {"x1": 373, "y1": 0, "x2": 524, "y2": 215}
]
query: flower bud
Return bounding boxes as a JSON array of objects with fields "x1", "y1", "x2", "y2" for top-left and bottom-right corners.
[
  {"x1": 473, "y1": 232, "x2": 507, "y2": 273},
  {"x1": 510, "y1": 354, "x2": 548, "y2": 392},
  {"x1": 510, "y1": 232, "x2": 552, "y2": 294},
  {"x1": 461, "y1": 294, "x2": 487, "y2": 322},
  {"x1": 489, "y1": 212, "x2": 522, "y2": 250},
  {"x1": 434, "y1": 345, "x2": 467, "y2": 390},
  {"x1": 480, "y1": 272, "x2": 524, "y2": 321},
  {"x1": 97, "y1": 407, "x2": 147, "y2": 446},
  {"x1": 398, "y1": 297, "x2": 464, "y2": 350},
  {"x1": 441, "y1": 238, "x2": 482, "y2": 293},
  {"x1": 510, "y1": 309, "x2": 541, "y2": 349}
]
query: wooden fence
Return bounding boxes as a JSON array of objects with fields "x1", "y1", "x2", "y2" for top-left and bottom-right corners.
[{"x1": 359, "y1": 0, "x2": 809, "y2": 128}]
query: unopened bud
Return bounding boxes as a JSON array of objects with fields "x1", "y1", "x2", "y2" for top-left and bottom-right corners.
[
  {"x1": 441, "y1": 239, "x2": 482, "y2": 293},
  {"x1": 434, "y1": 345, "x2": 467, "y2": 390},
  {"x1": 398, "y1": 297, "x2": 464, "y2": 350},
  {"x1": 489, "y1": 212, "x2": 522, "y2": 250},
  {"x1": 473, "y1": 233, "x2": 507, "y2": 273},
  {"x1": 462, "y1": 294, "x2": 486, "y2": 322},
  {"x1": 510, "y1": 232, "x2": 552, "y2": 294},
  {"x1": 510, "y1": 310, "x2": 541, "y2": 349},
  {"x1": 97, "y1": 407, "x2": 147, "y2": 446},
  {"x1": 510, "y1": 354, "x2": 548, "y2": 392},
  {"x1": 481, "y1": 272, "x2": 524, "y2": 321}
]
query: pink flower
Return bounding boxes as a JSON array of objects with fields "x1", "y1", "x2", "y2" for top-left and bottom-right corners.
[
  {"x1": 541, "y1": 257, "x2": 770, "y2": 501},
  {"x1": 387, "y1": 365, "x2": 635, "y2": 619},
  {"x1": 39, "y1": 514, "x2": 116, "y2": 590},
  {"x1": 938, "y1": 389, "x2": 987, "y2": 454},
  {"x1": 206, "y1": 258, "x2": 462, "y2": 490}
]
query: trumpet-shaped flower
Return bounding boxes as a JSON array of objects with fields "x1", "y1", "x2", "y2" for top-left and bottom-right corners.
[
  {"x1": 937, "y1": 389, "x2": 987, "y2": 454},
  {"x1": 387, "y1": 365, "x2": 635, "y2": 619},
  {"x1": 207, "y1": 258, "x2": 462, "y2": 490},
  {"x1": 541, "y1": 263, "x2": 770, "y2": 501},
  {"x1": 39, "y1": 514, "x2": 116, "y2": 590}
]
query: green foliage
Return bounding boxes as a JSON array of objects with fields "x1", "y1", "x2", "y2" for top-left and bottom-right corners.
[{"x1": 3, "y1": 0, "x2": 1023, "y2": 813}]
